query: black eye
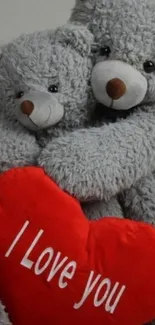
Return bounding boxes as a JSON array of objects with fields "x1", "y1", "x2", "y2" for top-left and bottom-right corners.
[
  {"x1": 16, "y1": 91, "x2": 24, "y2": 99},
  {"x1": 100, "y1": 46, "x2": 111, "y2": 57},
  {"x1": 48, "y1": 85, "x2": 58, "y2": 93},
  {"x1": 143, "y1": 61, "x2": 155, "y2": 73}
]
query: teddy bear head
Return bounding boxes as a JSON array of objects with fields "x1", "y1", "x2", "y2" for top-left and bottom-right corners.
[
  {"x1": 0, "y1": 24, "x2": 95, "y2": 133},
  {"x1": 71, "y1": 0, "x2": 155, "y2": 112}
]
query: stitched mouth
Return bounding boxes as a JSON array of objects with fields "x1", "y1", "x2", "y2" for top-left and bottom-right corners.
[
  {"x1": 28, "y1": 118, "x2": 40, "y2": 129},
  {"x1": 28, "y1": 107, "x2": 51, "y2": 129}
]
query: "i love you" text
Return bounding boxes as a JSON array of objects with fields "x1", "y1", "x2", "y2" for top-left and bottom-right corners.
[{"x1": 5, "y1": 220, "x2": 126, "y2": 314}]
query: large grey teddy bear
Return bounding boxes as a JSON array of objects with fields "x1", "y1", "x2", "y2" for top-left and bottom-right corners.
[
  {"x1": 0, "y1": 22, "x2": 124, "y2": 324},
  {"x1": 69, "y1": 0, "x2": 155, "y2": 225}
]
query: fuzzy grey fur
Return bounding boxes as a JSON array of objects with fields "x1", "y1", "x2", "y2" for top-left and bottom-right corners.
[
  {"x1": 0, "y1": 303, "x2": 11, "y2": 325},
  {"x1": 0, "y1": 23, "x2": 123, "y2": 323}
]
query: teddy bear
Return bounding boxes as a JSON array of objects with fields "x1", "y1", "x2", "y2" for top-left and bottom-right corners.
[
  {"x1": 50, "y1": 0, "x2": 155, "y2": 228},
  {"x1": 0, "y1": 22, "x2": 124, "y2": 219},
  {"x1": 0, "y1": 22, "x2": 125, "y2": 324}
]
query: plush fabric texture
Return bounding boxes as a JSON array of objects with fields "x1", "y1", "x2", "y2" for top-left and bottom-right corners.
[{"x1": 1, "y1": 167, "x2": 155, "y2": 325}]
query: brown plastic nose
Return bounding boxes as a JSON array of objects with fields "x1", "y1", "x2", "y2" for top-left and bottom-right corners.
[
  {"x1": 106, "y1": 78, "x2": 126, "y2": 100},
  {"x1": 20, "y1": 100, "x2": 34, "y2": 116}
]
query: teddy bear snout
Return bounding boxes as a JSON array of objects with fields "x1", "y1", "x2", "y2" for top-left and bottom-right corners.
[
  {"x1": 20, "y1": 100, "x2": 34, "y2": 116},
  {"x1": 91, "y1": 60, "x2": 148, "y2": 110},
  {"x1": 106, "y1": 78, "x2": 126, "y2": 100},
  {"x1": 16, "y1": 91, "x2": 65, "y2": 130}
]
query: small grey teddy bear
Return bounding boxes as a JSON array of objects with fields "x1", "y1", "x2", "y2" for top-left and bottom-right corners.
[
  {"x1": 0, "y1": 23, "x2": 123, "y2": 324},
  {"x1": 0, "y1": 23, "x2": 123, "y2": 219}
]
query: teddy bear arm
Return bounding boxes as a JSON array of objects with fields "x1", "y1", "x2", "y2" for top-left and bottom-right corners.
[
  {"x1": 82, "y1": 198, "x2": 124, "y2": 220},
  {"x1": 0, "y1": 122, "x2": 40, "y2": 173},
  {"x1": 121, "y1": 173, "x2": 155, "y2": 225},
  {"x1": 0, "y1": 301, "x2": 12, "y2": 325},
  {"x1": 38, "y1": 108, "x2": 155, "y2": 202}
]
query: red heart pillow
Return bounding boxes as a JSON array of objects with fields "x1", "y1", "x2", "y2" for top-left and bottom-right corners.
[{"x1": 0, "y1": 167, "x2": 155, "y2": 325}]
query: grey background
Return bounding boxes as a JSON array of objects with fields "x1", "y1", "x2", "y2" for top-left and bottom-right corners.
[{"x1": 0, "y1": 0, "x2": 74, "y2": 44}]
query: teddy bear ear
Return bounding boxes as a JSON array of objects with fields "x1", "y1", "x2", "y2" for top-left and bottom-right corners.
[
  {"x1": 53, "y1": 23, "x2": 94, "y2": 56},
  {"x1": 0, "y1": 47, "x2": 2, "y2": 60},
  {"x1": 70, "y1": 0, "x2": 95, "y2": 24},
  {"x1": 74, "y1": 0, "x2": 94, "y2": 9}
]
